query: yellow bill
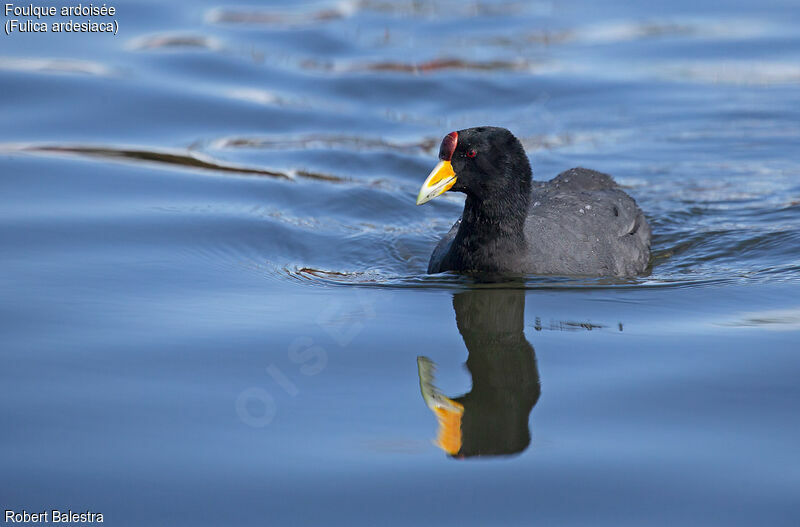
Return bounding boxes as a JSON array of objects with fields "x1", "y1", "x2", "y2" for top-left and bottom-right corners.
[{"x1": 416, "y1": 160, "x2": 456, "y2": 205}]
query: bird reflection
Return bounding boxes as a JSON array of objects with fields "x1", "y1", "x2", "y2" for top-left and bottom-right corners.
[{"x1": 418, "y1": 289, "x2": 541, "y2": 458}]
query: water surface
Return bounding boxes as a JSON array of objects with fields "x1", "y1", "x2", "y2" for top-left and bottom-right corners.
[{"x1": 1, "y1": 0, "x2": 799, "y2": 525}]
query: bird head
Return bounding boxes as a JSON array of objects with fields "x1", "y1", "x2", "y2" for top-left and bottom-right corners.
[{"x1": 416, "y1": 126, "x2": 531, "y2": 205}]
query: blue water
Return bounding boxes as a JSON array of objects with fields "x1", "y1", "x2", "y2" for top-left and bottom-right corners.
[{"x1": 1, "y1": 0, "x2": 799, "y2": 525}]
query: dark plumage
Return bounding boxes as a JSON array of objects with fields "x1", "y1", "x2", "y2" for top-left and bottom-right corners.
[{"x1": 418, "y1": 127, "x2": 651, "y2": 277}]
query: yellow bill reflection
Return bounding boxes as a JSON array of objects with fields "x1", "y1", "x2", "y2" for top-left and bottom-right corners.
[{"x1": 417, "y1": 356, "x2": 464, "y2": 455}]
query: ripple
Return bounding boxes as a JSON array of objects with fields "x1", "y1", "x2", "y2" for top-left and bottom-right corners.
[
  {"x1": 273, "y1": 264, "x2": 745, "y2": 291},
  {"x1": 300, "y1": 57, "x2": 540, "y2": 74},
  {"x1": 205, "y1": 2, "x2": 357, "y2": 26},
  {"x1": 463, "y1": 18, "x2": 777, "y2": 50},
  {"x1": 1, "y1": 143, "x2": 346, "y2": 183},
  {"x1": 575, "y1": 19, "x2": 773, "y2": 44},
  {"x1": 127, "y1": 33, "x2": 225, "y2": 52},
  {"x1": 360, "y1": 0, "x2": 544, "y2": 17},
  {"x1": 223, "y1": 88, "x2": 316, "y2": 109},
  {"x1": 0, "y1": 57, "x2": 113, "y2": 76},
  {"x1": 287, "y1": 267, "x2": 387, "y2": 284},
  {"x1": 721, "y1": 307, "x2": 800, "y2": 331},
  {"x1": 210, "y1": 134, "x2": 437, "y2": 155},
  {"x1": 206, "y1": 0, "x2": 546, "y2": 27},
  {"x1": 659, "y1": 61, "x2": 800, "y2": 85}
]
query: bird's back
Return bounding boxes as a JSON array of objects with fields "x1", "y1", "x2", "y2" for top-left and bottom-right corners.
[{"x1": 521, "y1": 168, "x2": 651, "y2": 276}]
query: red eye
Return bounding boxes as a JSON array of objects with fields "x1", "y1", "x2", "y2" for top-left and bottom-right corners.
[{"x1": 467, "y1": 149, "x2": 476, "y2": 158}]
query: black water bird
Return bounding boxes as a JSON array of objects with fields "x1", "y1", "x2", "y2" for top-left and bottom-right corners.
[{"x1": 416, "y1": 127, "x2": 651, "y2": 277}]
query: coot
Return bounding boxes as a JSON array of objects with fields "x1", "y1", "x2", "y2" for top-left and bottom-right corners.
[{"x1": 416, "y1": 127, "x2": 651, "y2": 277}]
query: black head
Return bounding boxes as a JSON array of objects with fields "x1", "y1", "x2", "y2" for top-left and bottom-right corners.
[
  {"x1": 417, "y1": 126, "x2": 531, "y2": 206},
  {"x1": 447, "y1": 127, "x2": 531, "y2": 200}
]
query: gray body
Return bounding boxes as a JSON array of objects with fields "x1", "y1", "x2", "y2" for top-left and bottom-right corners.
[{"x1": 428, "y1": 168, "x2": 651, "y2": 277}]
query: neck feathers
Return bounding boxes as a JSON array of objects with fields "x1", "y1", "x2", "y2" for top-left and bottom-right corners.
[{"x1": 450, "y1": 179, "x2": 530, "y2": 272}]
